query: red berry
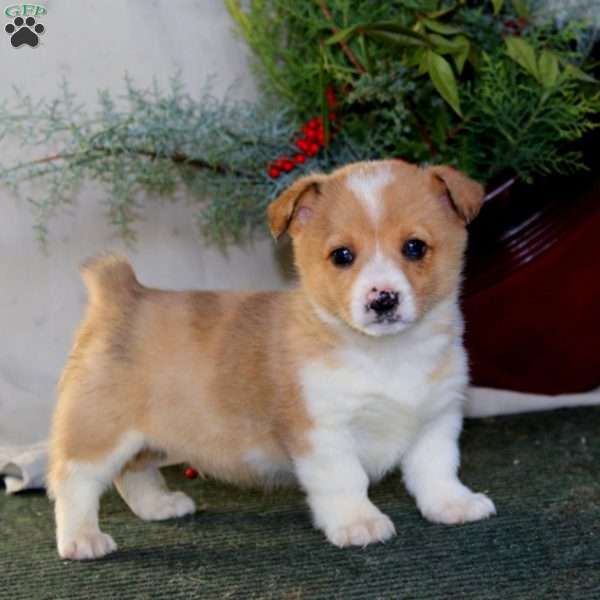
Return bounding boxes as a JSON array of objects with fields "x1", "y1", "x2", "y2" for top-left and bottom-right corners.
[
  {"x1": 328, "y1": 112, "x2": 337, "y2": 122},
  {"x1": 281, "y1": 159, "x2": 294, "y2": 172},
  {"x1": 306, "y1": 118, "x2": 320, "y2": 130},
  {"x1": 185, "y1": 467, "x2": 198, "y2": 480},
  {"x1": 303, "y1": 127, "x2": 318, "y2": 141},
  {"x1": 294, "y1": 154, "x2": 306, "y2": 164},
  {"x1": 326, "y1": 85, "x2": 337, "y2": 108},
  {"x1": 296, "y1": 138, "x2": 310, "y2": 152},
  {"x1": 268, "y1": 166, "x2": 281, "y2": 178},
  {"x1": 307, "y1": 142, "x2": 320, "y2": 156}
]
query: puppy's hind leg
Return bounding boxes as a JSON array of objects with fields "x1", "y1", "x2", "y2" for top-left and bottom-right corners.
[
  {"x1": 115, "y1": 461, "x2": 196, "y2": 521},
  {"x1": 50, "y1": 432, "x2": 145, "y2": 561}
]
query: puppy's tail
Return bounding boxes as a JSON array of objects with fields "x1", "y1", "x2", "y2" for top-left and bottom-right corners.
[
  {"x1": 465, "y1": 386, "x2": 600, "y2": 417},
  {"x1": 81, "y1": 254, "x2": 140, "y2": 305}
]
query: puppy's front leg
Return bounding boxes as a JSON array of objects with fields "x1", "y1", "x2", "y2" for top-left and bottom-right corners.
[
  {"x1": 294, "y1": 430, "x2": 396, "y2": 547},
  {"x1": 402, "y1": 409, "x2": 496, "y2": 525}
]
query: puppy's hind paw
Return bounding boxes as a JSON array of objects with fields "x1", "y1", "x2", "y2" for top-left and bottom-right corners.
[
  {"x1": 135, "y1": 491, "x2": 196, "y2": 521},
  {"x1": 326, "y1": 512, "x2": 396, "y2": 548},
  {"x1": 58, "y1": 531, "x2": 117, "y2": 561}
]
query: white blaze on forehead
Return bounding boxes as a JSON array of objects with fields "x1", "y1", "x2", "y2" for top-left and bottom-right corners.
[
  {"x1": 350, "y1": 252, "x2": 417, "y2": 335},
  {"x1": 346, "y1": 166, "x2": 394, "y2": 224}
]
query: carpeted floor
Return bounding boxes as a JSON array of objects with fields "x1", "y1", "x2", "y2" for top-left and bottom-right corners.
[{"x1": 2, "y1": 408, "x2": 599, "y2": 599}]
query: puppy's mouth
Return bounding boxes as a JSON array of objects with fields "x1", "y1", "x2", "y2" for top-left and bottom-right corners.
[
  {"x1": 358, "y1": 314, "x2": 414, "y2": 337},
  {"x1": 374, "y1": 314, "x2": 402, "y2": 325}
]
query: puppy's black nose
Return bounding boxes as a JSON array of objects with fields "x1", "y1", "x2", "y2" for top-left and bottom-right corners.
[{"x1": 369, "y1": 290, "x2": 399, "y2": 315}]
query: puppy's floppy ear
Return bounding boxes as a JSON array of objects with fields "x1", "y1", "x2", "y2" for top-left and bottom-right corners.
[
  {"x1": 267, "y1": 173, "x2": 328, "y2": 239},
  {"x1": 428, "y1": 165, "x2": 484, "y2": 224}
]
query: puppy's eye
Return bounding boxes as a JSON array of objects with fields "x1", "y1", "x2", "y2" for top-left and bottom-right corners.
[
  {"x1": 402, "y1": 238, "x2": 428, "y2": 261},
  {"x1": 330, "y1": 247, "x2": 355, "y2": 268}
]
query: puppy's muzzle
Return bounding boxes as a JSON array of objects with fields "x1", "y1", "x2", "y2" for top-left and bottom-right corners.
[{"x1": 367, "y1": 289, "x2": 400, "y2": 317}]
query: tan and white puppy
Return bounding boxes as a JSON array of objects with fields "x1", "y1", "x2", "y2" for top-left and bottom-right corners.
[{"x1": 48, "y1": 159, "x2": 495, "y2": 560}]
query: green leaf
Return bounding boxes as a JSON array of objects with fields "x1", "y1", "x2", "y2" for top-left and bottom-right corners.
[
  {"x1": 398, "y1": 0, "x2": 437, "y2": 10},
  {"x1": 420, "y1": 18, "x2": 463, "y2": 35},
  {"x1": 453, "y1": 37, "x2": 470, "y2": 73},
  {"x1": 365, "y1": 21, "x2": 430, "y2": 44},
  {"x1": 358, "y1": 33, "x2": 373, "y2": 73},
  {"x1": 538, "y1": 50, "x2": 559, "y2": 88},
  {"x1": 428, "y1": 33, "x2": 455, "y2": 54},
  {"x1": 428, "y1": 34, "x2": 470, "y2": 73},
  {"x1": 426, "y1": 3, "x2": 457, "y2": 19},
  {"x1": 491, "y1": 0, "x2": 504, "y2": 15},
  {"x1": 429, "y1": 33, "x2": 468, "y2": 51},
  {"x1": 558, "y1": 59, "x2": 598, "y2": 84},
  {"x1": 404, "y1": 46, "x2": 426, "y2": 68},
  {"x1": 505, "y1": 37, "x2": 539, "y2": 81},
  {"x1": 511, "y1": 0, "x2": 531, "y2": 18},
  {"x1": 365, "y1": 30, "x2": 429, "y2": 49},
  {"x1": 427, "y1": 51, "x2": 462, "y2": 116},
  {"x1": 468, "y1": 46, "x2": 481, "y2": 70},
  {"x1": 325, "y1": 25, "x2": 358, "y2": 45},
  {"x1": 430, "y1": 105, "x2": 451, "y2": 143},
  {"x1": 418, "y1": 48, "x2": 429, "y2": 75}
]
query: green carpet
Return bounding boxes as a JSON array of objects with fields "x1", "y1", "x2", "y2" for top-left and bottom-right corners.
[{"x1": 2, "y1": 408, "x2": 599, "y2": 599}]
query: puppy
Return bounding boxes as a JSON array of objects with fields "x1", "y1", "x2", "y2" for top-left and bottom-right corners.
[{"x1": 48, "y1": 159, "x2": 495, "y2": 560}]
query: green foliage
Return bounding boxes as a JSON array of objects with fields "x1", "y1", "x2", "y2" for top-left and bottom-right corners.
[
  {"x1": 226, "y1": 0, "x2": 483, "y2": 118},
  {"x1": 0, "y1": 78, "x2": 305, "y2": 244},
  {"x1": 0, "y1": 1, "x2": 598, "y2": 245},
  {"x1": 462, "y1": 49, "x2": 600, "y2": 181},
  {"x1": 228, "y1": 0, "x2": 599, "y2": 181}
]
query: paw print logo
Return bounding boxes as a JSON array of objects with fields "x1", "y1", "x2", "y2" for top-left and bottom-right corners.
[{"x1": 5, "y1": 16, "x2": 45, "y2": 48}]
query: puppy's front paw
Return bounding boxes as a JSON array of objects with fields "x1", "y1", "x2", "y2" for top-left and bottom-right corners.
[
  {"x1": 58, "y1": 531, "x2": 117, "y2": 561},
  {"x1": 420, "y1": 486, "x2": 496, "y2": 525},
  {"x1": 326, "y1": 511, "x2": 396, "y2": 548},
  {"x1": 135, "y1": 491, "x2": 196, "y2": 521}
]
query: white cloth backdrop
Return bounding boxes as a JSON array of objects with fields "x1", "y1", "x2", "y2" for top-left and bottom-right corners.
[{"x1": 0, "y1": 0, "x2": 290, "y2": 446}]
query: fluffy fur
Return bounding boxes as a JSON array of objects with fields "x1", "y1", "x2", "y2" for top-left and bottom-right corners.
[{"x1": 48, "y1": 159, "x2": 495, "y2": 560}]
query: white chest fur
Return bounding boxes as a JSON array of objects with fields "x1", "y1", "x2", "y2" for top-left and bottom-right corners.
[{"x1": 299, "y1": 301, "x2": 468, "y2": 481}]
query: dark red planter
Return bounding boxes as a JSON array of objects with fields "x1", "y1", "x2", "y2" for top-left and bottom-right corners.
[{"x1": 463, "y1": 171, "x2": 600, "y2": 395}]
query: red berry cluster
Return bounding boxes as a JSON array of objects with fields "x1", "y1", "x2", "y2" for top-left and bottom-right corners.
[
  {"x1": 267, "y1": 87, "x2": 338, "y2": 179},
  {"x1": 502, "y1": 16, "x2": 527, "y2": 37}
]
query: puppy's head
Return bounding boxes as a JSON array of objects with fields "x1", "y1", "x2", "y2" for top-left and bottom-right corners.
[{"x1": 268, "y1": 160, "x2": 483, "y2": 336}]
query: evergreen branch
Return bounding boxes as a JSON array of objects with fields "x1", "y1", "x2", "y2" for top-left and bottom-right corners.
[
  {"x1": 0, "y1": 77, "x2": 305, "y2": 244},
  {"x1": 404, "y1": 96, "x2": 439, "y2": 157},
  {"x1": 319, "y1": 1, "x2": 367, "y2": 74},
  {"x1": 4, "y1": 147, "x2": 246, "y2": 177}
]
